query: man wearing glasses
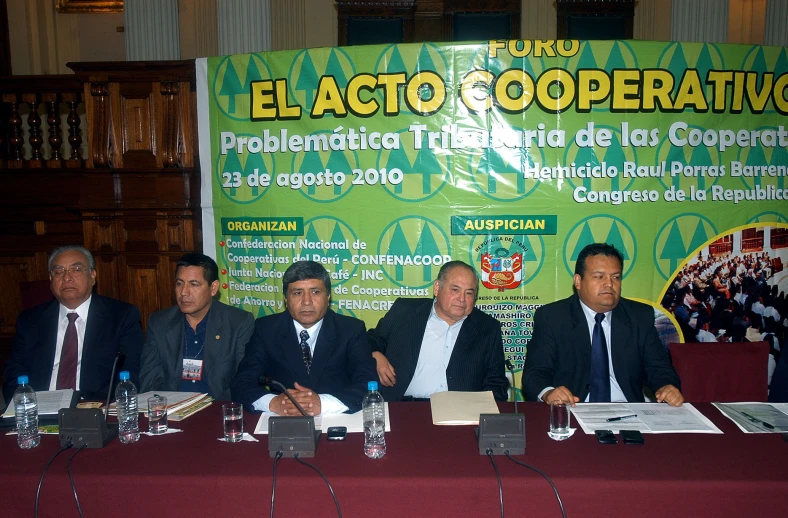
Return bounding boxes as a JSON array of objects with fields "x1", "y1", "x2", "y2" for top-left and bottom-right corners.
[
  {"x1": 3, "y1": 246, "x2": 143, "y2": 403},
  {"x1": 231, "y1": 260, "x2": 376, "y2": 415}
]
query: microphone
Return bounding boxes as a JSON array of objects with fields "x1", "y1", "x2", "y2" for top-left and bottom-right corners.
[
  {"x1": 259, "y1": 376, "x2": 308, "y2": 416},
  {"x1": 477, "y1": 358, "x2": 525, "y2": 456},
  {"x1": 260, "y1": 376, "x2": 320, "y2": 458},
  {"x1": 104, "y1": 351, "x2": 122, "y2": 421},
  {"x1": 58, "y1": 351, "x2": 121, "y2": 448},
  {"x1": 505, "y1": 359, "x2": 518, "y2": 414}
]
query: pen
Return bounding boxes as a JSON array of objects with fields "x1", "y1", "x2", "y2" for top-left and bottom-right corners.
[
  {"x1": 740, "y1": 411, "x2": 775, "y2": 430},
  {"x1": 606, "y1": 414, "x2": 638, "y2": 422}
]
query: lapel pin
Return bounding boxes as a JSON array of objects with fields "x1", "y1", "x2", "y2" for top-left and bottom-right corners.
[{"x1": 216, "y1": 335, "x2": 221, "y2": 340}]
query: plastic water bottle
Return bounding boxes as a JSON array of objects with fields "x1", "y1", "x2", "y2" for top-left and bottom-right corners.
[
  {"x1": 14, "y1": 376, "x2": 40, "y2": 449},
  {"x1": 362, "y1": 381, "x2": 386, "y2": 459},
  {"x1": 115, "y1": 371, "x2": 139, "y2": 444}
]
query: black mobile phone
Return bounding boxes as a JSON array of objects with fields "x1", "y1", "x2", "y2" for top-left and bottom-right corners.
[
  {"x1": 326, "y1": 426, "x2": 347, "y2": 441},
  {"x1": 620, "y1": 430, "x2": 644, "y2": 445},
  {"x1": 595, "y1": 429, "x2": 618, "y2": 444}
]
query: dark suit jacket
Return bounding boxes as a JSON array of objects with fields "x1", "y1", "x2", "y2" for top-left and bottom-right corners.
[
  {"x1": 3, "y1": 295, "x2": 143, "y2": 403},
  {"x1": 139, "y1": 300, "x2": 254, "y2": 400},
  {"x1": 231, "y1": 309, "x2": 376, "y2": 413},
  {"x1": 367, "y1": 298, "x2": 510, "y2": 402},
  {"x1": 522, "y1": 295, "x2": 680, "y2": 403}
]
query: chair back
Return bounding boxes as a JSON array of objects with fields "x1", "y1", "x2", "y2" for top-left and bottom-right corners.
[
  {"x1": 670, "y1": 341, "x2": 769, "y2": 402},
  {"x1": 20, "y1": 280, "x2": 54, "y2": 310}
]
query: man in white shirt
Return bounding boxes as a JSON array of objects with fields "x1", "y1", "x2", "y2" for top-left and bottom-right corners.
[
  {"x1": 367, "y1": 261, "x2": 509, "y2": 402},
  {"x1": 3, "y1": 246, "x2": 143, "y2": 402}
]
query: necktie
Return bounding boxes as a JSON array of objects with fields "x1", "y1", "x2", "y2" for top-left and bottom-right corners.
[
  {"x1": 299, "y1": 330, "x2": 312, "y2": 374},
  {"x1": 56, "y1": 313, "x2": 79, "y2": 390},
  {"x1": 590, "y1": 313, "x2": 611, "y2": 402}
]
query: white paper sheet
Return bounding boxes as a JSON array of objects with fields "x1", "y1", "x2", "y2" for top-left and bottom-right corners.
[
  {"x1": 570, "y1": 402, "x2": 722, "y2": 434},
  {"x1": 713, "y1": 402, "x2": 788, "y2": 433},
  {"x1": 3, "y1": 389, "x2": 74, "y2": 418},
  {"x1": 253, "y1": 403, "x2": 391, "y2": 434}
]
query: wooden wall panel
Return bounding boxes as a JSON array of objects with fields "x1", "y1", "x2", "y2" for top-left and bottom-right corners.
[
  {"x1": 123, "y1": 255, "x2": 162, "y2": 332},
  {"x1": 93, "y1": 253, "x2": 120, "y2": 301}
]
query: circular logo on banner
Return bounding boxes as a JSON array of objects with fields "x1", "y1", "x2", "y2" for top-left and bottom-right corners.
[
  {"x1": 656, "y1": 42, "x2": 725, "y2": 98},
  {"x1": 289, "y1": 131, "x2": 359, "y2": 203},
  {"x1": 291, "y1": 217, "x2": 359, "y2": 285},
  {"x1": 563, "y1": 215, "x2": 637, "y2": 278},
  {"x1": 562, "y1": 124, "x2": 638, "y2": 193},
  {"x1": 735, "y1": 126, "x2": 787, "y2": 191},
  {"x1": 747, "y1": 211, "x2": 788, "y2": 224},
  {"x1": 373, "y1": 43, "x2": 449, "y2": 101},
  {"x1": 288, "y1": 48, "x2": 356, "y2": 114},
  {"x1": 562, "y1": 40, "x2": 639, "y2": 112},
  {"x1": 376, "y1": 216, "x2": 451, "y2": 289},
  {"x1": 467, "y1": 146, "x2": 544, "y2": 202},
  {"x1": 215, "y1": 133, "x2": 275, "y2": 204},
  {"x1": 652, "y1": 213, "x2": 717, "y2": 280},
  {"x1": 212, "y1": 54, "x2": 273, "y2": 121},
  {"x1": 740, "y1": 46, "x2": 788, "y2": 114},
  {"x1": 376, "y1": 127, "x2": 449, "y2": 202},
  {"x1": 655, "y1": 125, "x2": 724, "y2": 194},
  {"x1": 467, "y1": 233, "x2": 545, "y2": 287}
]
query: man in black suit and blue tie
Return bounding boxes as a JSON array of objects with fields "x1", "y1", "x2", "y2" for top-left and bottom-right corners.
[
  {"x1": 3, "y1": 246, "x2": 143, "y2": 403},
  {"x1": 367, "y1": 261, "x2": 509, "y2": 402},
  {"x1": 231, "y1": 260, "x2": 376, "y2": 415},
  {"x1": 523, "y1": 243, "x2": 683, "y2": 406}
]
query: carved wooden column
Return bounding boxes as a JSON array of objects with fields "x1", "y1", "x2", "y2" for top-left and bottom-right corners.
[
  {"x1": 65, "y1": 94, "x2": 83, "y2": 167},
  {"x1": 25, "y1": 96, "x2": 43, "y2": 167},
  {"x1": 4, "y1": 95, "x2": 23, "y2": 167},
  {"x1": 160, "y1": 81, "x2": 180, "y2": 168},
  {"x1": 89, "y1": 82, "x2": 112, "y2": 168},
  {"x1": 45, "y1": 95, "x2": 63, "y2": 167}
]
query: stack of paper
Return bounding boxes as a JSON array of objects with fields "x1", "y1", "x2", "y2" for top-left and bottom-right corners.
[
  {"x1": 108, "y1": 391, "x2": 212, "y2": 421},
  {"x1": 2, "y1": 389, "x2": 75, "y2": 418},
  {"x1": 430, "y1": 391, "x2": 500, "y2": 425}
]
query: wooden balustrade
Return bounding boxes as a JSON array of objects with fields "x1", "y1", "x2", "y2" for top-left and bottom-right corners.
[{"x1": 0, "y1": 61, "x2": 201, "y2": 368}]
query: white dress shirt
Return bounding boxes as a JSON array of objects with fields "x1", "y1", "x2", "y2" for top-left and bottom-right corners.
[
  {"x1": 49, "y1": 296, "x2": 92, "y2": 391},
  {"x1": 404, "y1": 301, "x2": 466, "y2": 398}
]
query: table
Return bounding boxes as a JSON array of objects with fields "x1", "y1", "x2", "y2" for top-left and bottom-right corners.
[{"x1": 2, "y1": 402, "x2": 787, "y2": 517}]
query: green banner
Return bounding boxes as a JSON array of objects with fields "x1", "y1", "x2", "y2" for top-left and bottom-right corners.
[{"x1": 197, "y1": 40, "x2": 788, "y2": 397}]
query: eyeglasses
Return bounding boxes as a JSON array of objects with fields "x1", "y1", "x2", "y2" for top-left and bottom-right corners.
[{"x1": 50, "y1": 265, "x2": 90, "y2": 278}]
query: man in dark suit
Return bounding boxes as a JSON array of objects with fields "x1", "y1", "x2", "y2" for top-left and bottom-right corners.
[
  {"x1": 3, "y1": 246, "x2": 143, "y2": 403},
  {"x1": 231, "y1": 260, "x2": 376, "y2": 415},
  {"x1": 140, "y1": 253, "x2": 254, "y2": 400},
  {"x1": 523, "y1": 243, "x2": 683, "y2": 406},
  {"x1": 367, "y1": 261, "x2": 509, "y2": 402}
]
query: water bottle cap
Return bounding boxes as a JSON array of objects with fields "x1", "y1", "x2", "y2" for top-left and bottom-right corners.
[
  {"x1": 18, "y1": 375, "x2": 28, "y2": 385},
  {"x1": 368, "y1": 381, "x2": 378, "y2": 391},
  {"x1": 119, "y1": 371, "x2": 130, "y2": 381}
]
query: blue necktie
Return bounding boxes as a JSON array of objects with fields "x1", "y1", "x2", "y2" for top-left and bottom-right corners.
[
  {"x1": 299, "y1": 330, "x2": 312, "y2": 374},
  {"x1": 590, "y1": 313, "x2": 611, "y2": 402}
]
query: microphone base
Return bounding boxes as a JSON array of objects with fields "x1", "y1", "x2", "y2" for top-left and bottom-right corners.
[
  {"x1": 58, "y1": 408, "x2": 118, "y2": 449},
  {"x1": 476, "y1": 413, "x2": 526, "y2": 456},
  {"x1": 268, "y1": 416, "x2": 321, "y2": 458}
]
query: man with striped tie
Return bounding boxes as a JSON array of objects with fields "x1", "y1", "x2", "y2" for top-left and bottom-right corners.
[{"x1": 232, "y1": 260, "x2": 376, "y2": 415}]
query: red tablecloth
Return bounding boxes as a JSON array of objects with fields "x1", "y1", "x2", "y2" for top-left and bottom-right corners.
[{"x1": 2, "y1": 402, "x2": 787, "y2": 517}]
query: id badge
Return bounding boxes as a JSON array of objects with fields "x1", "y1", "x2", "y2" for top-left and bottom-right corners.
[{"x1": 182, "y1": 358, "x2": 204, "y2": 381}]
